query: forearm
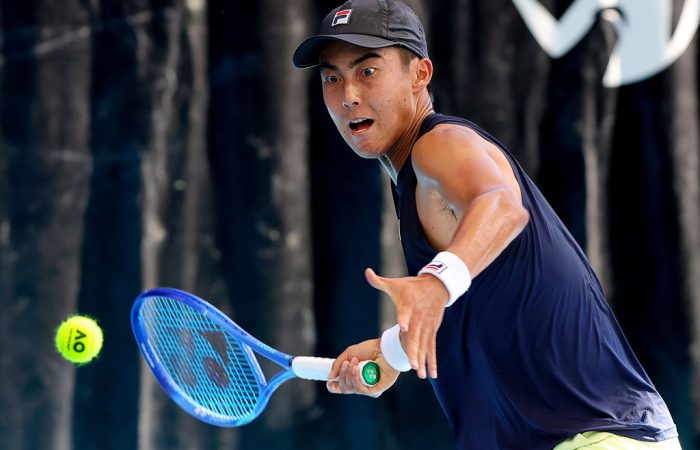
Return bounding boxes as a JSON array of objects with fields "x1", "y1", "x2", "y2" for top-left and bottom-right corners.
[{"x1": 446, "y1": 188, "x2": 529, "y2": 278}]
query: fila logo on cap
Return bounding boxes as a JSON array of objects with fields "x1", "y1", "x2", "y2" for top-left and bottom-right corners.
[{"x1": 332, "y1": 9, "x2": 353, "y2": 26}]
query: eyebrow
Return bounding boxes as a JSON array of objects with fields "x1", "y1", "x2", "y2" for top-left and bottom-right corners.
[{"x1": 319, "y1": 52, "x2": 383, "y2": 71}]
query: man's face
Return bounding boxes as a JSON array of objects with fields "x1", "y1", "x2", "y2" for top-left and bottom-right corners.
[{"x1": 319, "y1": 42, "x2": 416, "y2": 158}]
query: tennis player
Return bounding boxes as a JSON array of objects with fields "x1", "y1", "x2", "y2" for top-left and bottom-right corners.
[{"x1": 293, "y1": 0, "x2": 681, "y2": 448}]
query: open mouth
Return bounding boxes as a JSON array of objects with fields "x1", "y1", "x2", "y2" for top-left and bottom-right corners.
[{"x1": 349, "y1": 118, "x2": 374, "y2": 133}]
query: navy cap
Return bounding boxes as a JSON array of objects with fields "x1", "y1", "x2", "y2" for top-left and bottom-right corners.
[{"x1": 293, "y1": 0, "x2": 429, "y2": 68}]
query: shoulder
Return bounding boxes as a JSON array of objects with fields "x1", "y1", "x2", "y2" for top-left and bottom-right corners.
[
  {"x1": 411, "y1": 123, "x2": 495, "y2": 183},
  {"x1": 415, "y1": 122, "x2": 483, "y2": 151}
]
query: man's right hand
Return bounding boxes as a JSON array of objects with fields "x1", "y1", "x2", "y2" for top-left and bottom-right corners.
[{"x1": 327, "y1": 338, "x2": 400, "y2": 398}]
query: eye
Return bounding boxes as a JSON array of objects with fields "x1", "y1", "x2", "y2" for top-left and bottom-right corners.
[
  {"x1": 360, "y1": 67, "x2": 376, "y2": 77},
  {"x1": 322, "y1": 73, "x2": 339, "y2": 83}
]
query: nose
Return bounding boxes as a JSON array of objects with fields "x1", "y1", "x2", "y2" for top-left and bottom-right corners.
[{"x1": 342, "y1": 83, "x2": 360, "y2": 109}]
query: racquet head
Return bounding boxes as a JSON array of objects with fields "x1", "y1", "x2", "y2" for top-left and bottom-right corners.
[{"x1": 131, "y1": 288, "x2": 284, "y2": 427}]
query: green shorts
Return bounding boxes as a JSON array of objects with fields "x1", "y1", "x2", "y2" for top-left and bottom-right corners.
[{"x1": 553, "y1": 432, "x2": 682, "y2": 450}]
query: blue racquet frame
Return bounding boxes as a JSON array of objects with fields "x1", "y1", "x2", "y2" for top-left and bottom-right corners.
[{"x1": 131, "y1": 288, "x2": 307, "y2": 427}]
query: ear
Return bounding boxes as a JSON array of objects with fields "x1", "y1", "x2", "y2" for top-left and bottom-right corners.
[{"x1": 413, "y1": 57, "x2": 433, "y2": 93}]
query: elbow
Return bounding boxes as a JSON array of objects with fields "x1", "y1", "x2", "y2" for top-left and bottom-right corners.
[
  {"x1": 495, "y1": 192, "x2": 529, "y2": 237},
  {"x1": 466, "y1": 189, "x2": 530, "y2": 238}
]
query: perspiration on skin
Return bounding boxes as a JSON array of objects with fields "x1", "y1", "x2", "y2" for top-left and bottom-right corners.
[
  {"x1": 319, "y1": 41, "x2": 529, "y2": 388},
  {"x1": 295, "y1": 2, "x2": 679, "y2": 447},
  {"x1": 318, "y1": 42, "x2": 432, "y2": 166}
]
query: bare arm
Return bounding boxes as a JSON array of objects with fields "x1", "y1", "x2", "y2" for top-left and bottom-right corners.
[
  {"x1": 366, "y1": 125, "x2": 529, "y2": 380},
  {"x1": 412, "y1": 125, "x2": 529, "y2": 278}
]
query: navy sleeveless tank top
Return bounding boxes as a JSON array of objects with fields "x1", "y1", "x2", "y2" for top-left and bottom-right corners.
[{"x1": 391, "y1": 114, "x2": 677, "y2": 449}]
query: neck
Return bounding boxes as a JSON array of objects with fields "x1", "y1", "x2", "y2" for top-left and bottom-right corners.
[{"x1": 381, "y1": 98, "x2": 435, "y2": 183}]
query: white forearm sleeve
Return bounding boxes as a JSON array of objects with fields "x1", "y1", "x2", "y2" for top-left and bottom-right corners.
[{"x1": 380, "y1": 324, "x2": 412, "y2": 372}]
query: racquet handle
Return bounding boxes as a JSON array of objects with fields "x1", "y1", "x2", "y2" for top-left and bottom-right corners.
[{"x1": 291, "y1": 357, "x2": 380, "y2": 387}]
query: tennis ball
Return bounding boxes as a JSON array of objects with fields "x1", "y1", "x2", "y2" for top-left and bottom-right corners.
[{"x1": 55, "y1": 315, "x2": 103, "y2": 364}]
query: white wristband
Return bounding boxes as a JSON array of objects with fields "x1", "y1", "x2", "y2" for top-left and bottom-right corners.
[
  {"x1": 380, "y1": 324, "x2": 411, "y2": 372},
  {"x1": 418, "y1": 251, "x2": 471, "y2": 307}
]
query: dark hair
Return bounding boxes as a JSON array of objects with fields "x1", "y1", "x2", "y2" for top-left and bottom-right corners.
[{"x1": 395, "y1": 46, "x2": 433, "y2": 102}]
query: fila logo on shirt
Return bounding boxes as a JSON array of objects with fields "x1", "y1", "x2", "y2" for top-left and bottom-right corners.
[{"x1": 332, "y1": 9, "x2": 353, "y2": 26}]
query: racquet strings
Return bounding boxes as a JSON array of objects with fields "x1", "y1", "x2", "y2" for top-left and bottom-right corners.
[{"x1": 138, "y1": 295, "x2": 264, "y2": 422}]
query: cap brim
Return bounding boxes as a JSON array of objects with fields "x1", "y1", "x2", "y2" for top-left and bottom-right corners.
[{"x1": 292, "y1": 34, "x2": 397, "y2": 68}]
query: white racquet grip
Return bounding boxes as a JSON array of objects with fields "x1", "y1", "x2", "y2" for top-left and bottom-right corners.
[
  {"x1": 291, "y1": 356, "x2": 334, "y2": 381},
  {"x1": 418, "y1": 251, "x2": 471, "y2": 307},
  {"x1": 291, "y1": 357, "x2": 379, "y2": 387},
  {"x1": 380, "y1": 324, "x2": 412, "y2": 372}
]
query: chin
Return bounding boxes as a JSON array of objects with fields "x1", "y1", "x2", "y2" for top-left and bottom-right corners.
[
  {"x1": 352, "y1": 144, "x2": 384, "y2": 159},
  {"x1": 355, "y1": 151, "x2": 377, "y2": 160},
  {"x1": 341, "y1": 136, "x2": 380, "y2": 159}
]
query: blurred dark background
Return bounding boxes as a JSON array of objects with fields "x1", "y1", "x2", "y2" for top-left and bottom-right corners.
[{"x1": 0, "y1": 0, "x2": 698, "y2": 449}]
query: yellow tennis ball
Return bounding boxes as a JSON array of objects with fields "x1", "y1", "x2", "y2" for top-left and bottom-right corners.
[{"x1": 55, "y1": 315, "x2": 103, "y2": 364}]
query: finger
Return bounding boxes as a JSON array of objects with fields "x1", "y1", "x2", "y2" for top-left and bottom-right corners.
[
  {"x1": 403, "y1": 325, "x2": 421, "y2": 372},
  {"x1": 428, "y1": 331, "x2": 439, "y2": 379},
  {"x1": 342, "y1": 358, "x2": 364, "y2": 394},
  {"x1": 338, "y1": 360, "x2": 351, "y2": 394},
  {"x1": 366, "y1": 269, "x2": 412, "y2": 331},
  {"x1": 349, "y1": 358, "x2": 370, "y2": 394},
  {"x1": 328, "y1": 355, "x2": 345, "y2": 379},
  {"x1": 348, "y1": 357, "x2": 361, "y2": 391},
  {"x1": 365, "y1": 268, "x2": 393, "y2": 296},
  {"x1": 396, "y1": 307, "x2": 411, "y2": 333},
  {"x1": 326, "y1": 380, "x2": 340, "y2": 394},
  {"x1": 417, "y1": 324, "x2": 433, "y2": 379},
  {"x1": 329, "y1": 346, "x2": 353, "y2": 379},
  {"x1": 412, "y1": 324, "x2": 426, "y2": 379}
]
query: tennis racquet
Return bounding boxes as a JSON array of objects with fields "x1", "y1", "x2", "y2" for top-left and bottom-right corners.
[{"x1": 131, "y1": 287, "x2": 380, "y2": 427}]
